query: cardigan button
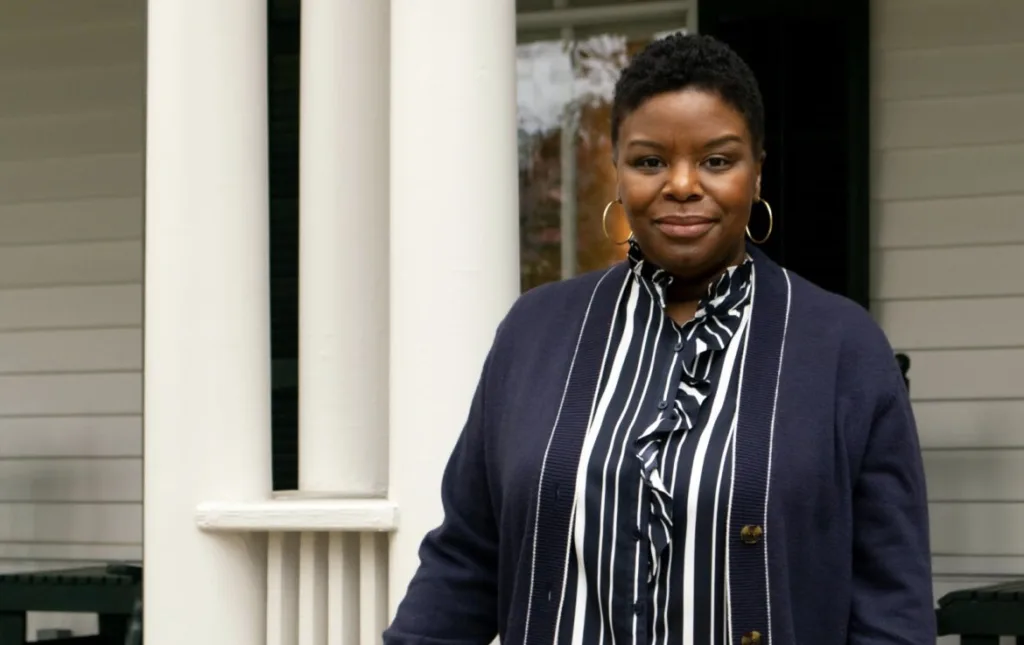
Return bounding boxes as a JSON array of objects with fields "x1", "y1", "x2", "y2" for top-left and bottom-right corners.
[
  {"x1": 741, "y1": 631, "x2": 762, "y2": 645},
  {"x1": 673, "y1": 341, "x2": 684, "y2": 352},
  {"x1": 740, "y1": 524, "x2": 763, "y2": 545},
  {"x1": 657, "y1": 400, "x2": 669, "y2": 410}
]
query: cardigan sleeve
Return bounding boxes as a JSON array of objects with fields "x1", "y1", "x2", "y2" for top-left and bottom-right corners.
[
  {"x1": 383, "y1": 345, "x2": 501, "y2": 645},
  {"x1": 845, "y1": 334, "x2": 936, "y2": 644}
]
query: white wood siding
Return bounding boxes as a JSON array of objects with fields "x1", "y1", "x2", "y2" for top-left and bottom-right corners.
[
  {"x1": 0, "y1": 0, "x2": 143, "y2": 637},
  {"x1": 871, "y1": 0, "x2": 1024, "y2": 639}
]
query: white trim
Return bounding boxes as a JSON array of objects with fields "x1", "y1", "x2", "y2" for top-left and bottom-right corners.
[
  {"x1": 523, "y1": 265, "x2": 619, "y2": 645},
  {"x1": 517, "y1": 0, "x2": 692, "y2": 30},
  {"x1": 196, "y1": 499, "x2": 398, "y2": 533},
  {"x1": 724, "y1": 272, "x2": 754, "y2": 645},
  {"x1": 761, "y1": 270, "x2": 793, "y2": 645}
]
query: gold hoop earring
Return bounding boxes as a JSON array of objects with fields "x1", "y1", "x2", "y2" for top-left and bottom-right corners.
[
  {"x1": 602, "y1": 199, "x2": 632, "y2": 246},
  {"x1": 746, "y1": 197, "x2": 773, "y2": 244}
]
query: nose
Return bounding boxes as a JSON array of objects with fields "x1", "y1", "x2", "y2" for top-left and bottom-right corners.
[{"x1": 663, "y1": 161, "x2": 702, "y2": 201}]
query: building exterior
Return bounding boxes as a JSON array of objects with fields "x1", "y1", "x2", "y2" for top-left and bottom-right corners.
[{"x1": 0, "y1": 0, "x2": 1021, "y2": 642}]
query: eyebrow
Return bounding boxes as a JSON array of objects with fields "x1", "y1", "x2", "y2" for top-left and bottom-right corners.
[
  {"x1": 703, "y1": 134, "x2": 746, "y2": 149},
  {"x1": 624, "y1": 134, "x2": 747, "y2": 151},
  {"x1": 625, "y1": 139, "x2": 665, "y2": 150}
]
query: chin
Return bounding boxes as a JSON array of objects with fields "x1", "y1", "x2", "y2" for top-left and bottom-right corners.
[{"x1": 648, "y1": 238, "x2": 742, "y2": 281}]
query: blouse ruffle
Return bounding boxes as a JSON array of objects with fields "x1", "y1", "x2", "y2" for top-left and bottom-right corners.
[{"x1": 625, "y1": 240, "x2": 753, "y2": 580}]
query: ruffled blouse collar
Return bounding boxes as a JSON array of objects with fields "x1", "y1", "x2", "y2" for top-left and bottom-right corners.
[{"x1": 626, "y1": 239, "x2": 754, "y2": 579}]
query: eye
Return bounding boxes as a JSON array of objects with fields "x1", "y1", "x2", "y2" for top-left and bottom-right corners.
[
  {"x1": 631, "y1": 156, "x2": 665, "y2": 170},
  {"x1": 703, "y1": 155, "x2": 733, "y2": 170}
]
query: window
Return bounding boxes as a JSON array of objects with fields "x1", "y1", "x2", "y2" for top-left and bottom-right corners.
[{"x1": 515, "y1": 2, "x2": 695, "y2": 291}]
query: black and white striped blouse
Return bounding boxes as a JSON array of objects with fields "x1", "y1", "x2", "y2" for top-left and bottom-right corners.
[{"x1": 557, "y1": 241, "x2": 754, "y2": 644}]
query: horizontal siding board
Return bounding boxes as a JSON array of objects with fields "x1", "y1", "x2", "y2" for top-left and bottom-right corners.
[
  {"x1": 913, "y1": 400, "x2": 1024, "y2": 449},
  {"x1": 872, "y1": 245, "x2": 1024, "y2": 300},
  {"x1": 874, "y1": 297, "x2": 1024, "y2": 350},
  {"x1": 0, "y1": 21, "x2": 142, "y2": 72},
  {"x1": 0, "y1": 64, "x2": 143, "y2": 118},
  {"x1": 0, "y1": 110, "x2": 142, "y2": 163},
  {"x1": 872, "y1": 0, "x2": 1024, "y2": 51},
  {"x1": 932, "y1": 555, "x2": 1024, "y2": 577},
  {"x1": 0, "y1": 458, "x2": 140, "y2": 503},
  {"x1": 923, "y1": 449, "x2": 1024, "y2": 502},
  {"x1": 0, "y1": 0, "x2": 143, "y2": 31},
  {"x1": 0, "y1": 416, "x2": 141, "y2": 457},
  {"x1": 0, "y1": 285, "x2": 141, "y2": 330},
  {"x1": 0, "y1": 241, "x2": 142, "y2": 288},
  {"x1": 0, "y1": 502, "x2": 140, "y2": 543},
  {"x1": 0, "y1": 329, "x2": 141, "y2": 374},
  {"x1": 872, "y1": 0, "x2": 1024, "y2": 605},
  {"x1": 0, "y1": 0, "x2": 144, "y2": 578},
  {"x1": 873, "y1": 43, "x2": 1024, "y2": 100},
  {"x1": 930, "y1": 502, "x2": 1024, "y2": 555},
  {"x1": 872, "y1": 194, "x2": 1024, "y2": 248},
  {"x1": 0, "y1": 197, "x2": 142, "y2": 245},
  {"x1": 907, "y1": 349, "x2": 1024, "y2": 401},
  {"x1": 0, "y1": 374, "x2": 141, "y2": 416},
  {"x1": 0, "y1": 543, "x2": 140, "y2": 562},
  {"x1": 0, "y1": 153, "x2": 142, "y2": 204},
  {"x1": 873, "y1": 143, "x2": 1024, "y2": 200},
  {"x1": 873, "y1": 93, "x2": 1024, "y2": 150}
]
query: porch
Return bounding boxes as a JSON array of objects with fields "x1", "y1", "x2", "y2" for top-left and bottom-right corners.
[{"x1": 0, "y1": 0, "x2": 1022, "y2": 643}]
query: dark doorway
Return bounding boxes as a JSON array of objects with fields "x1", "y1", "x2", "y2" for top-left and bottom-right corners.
[{"x1": 699, "y1": 0, "x2": 871, "y2": 309}]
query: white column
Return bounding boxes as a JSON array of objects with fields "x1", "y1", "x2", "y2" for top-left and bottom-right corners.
[
  {"x1": 144, "y1": 2, "x2": 271, "y2": 644},
  {"x1": 389, "y1": 0, "x2": 521, "y2": 613},
  {"x1": 298, "y1": 0, "x2": 389, "y2": 496}
]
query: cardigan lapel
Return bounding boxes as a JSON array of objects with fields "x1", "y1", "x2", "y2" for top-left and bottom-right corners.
[
  {"x1": 727, "y1": 244, "x2": 792, "y2": 645},
  {"x1": 522, "y1": 263, "x2": 629, "y2": 645}
]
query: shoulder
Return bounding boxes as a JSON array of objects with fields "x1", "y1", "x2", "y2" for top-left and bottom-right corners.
[
  {"x1": 783, "y1": 268, "x2": 910, "y2": 440},
  {"x1": 781, "y1": 270, "x2": 913, "y2": 466},
  {"x1": 784, "y1": 269, "x2": 896, "y2": 370}
]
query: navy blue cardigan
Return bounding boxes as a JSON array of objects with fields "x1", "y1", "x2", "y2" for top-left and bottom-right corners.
[{"x1": 385, "y1": 246, "x2": 935, "y2": 644}]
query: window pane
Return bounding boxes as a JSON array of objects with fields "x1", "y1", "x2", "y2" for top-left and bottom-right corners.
[{"x1": 516, "y1": 24, "x2": 687, "y2": 292}]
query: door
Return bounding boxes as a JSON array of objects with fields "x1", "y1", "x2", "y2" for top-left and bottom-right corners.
[{"x1": 699, "y1": 0, "x2": 871, "y2": 309}]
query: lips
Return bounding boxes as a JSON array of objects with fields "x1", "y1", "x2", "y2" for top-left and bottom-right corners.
[{"x1": 652, "y1": 214, "x2": 717, "y2": 240}]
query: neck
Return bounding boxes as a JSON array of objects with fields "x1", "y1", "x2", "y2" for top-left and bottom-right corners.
[{"x1": 664, "y1": 245, "x2": 748, "y2": 305}]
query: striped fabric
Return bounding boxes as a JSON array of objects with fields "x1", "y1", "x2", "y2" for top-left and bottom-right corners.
[{"x1": 560, "y1": 241, "x2": 753, "y2": 645}]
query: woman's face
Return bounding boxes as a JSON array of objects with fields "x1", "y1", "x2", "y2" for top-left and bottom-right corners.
[{"x1": 614, "y1": 88, "x2": 762, "y2": 285}]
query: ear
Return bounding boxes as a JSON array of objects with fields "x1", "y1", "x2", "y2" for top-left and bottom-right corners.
[
  {"x1": 754, "y1": 149, "x2": 766, "y2": 199},
  {"x1": 612, "y1": 153, "x2": 623, "y2": 202}
]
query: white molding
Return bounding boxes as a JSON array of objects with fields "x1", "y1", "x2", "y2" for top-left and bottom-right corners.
[
  {"x1": 196, "y1": 499, "x2": 398, "y2": 533},
  {"x1": 931, "y1": 554, "x2": 1024, "y2": 577},
  {"x1": 517, "y1": 0, "x2": 691, "y2": 31}
]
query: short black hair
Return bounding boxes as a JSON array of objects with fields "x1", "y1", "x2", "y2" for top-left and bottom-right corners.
[{"x1": 611, "y1": 33, "x2": 765, "y2": 155}]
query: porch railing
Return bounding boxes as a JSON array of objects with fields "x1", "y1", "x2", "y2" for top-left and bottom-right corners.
[{"x1": 196, "y1": 497, "x2": 398, "y2": 645}]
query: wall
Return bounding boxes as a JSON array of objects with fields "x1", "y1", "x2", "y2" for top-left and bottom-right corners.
[
  {"x1": 870, "y1": 0, "x2": 1024, "y2": 640},
  {"x1": 0, "y1": 0, "x2": 143, "y2": 637}
]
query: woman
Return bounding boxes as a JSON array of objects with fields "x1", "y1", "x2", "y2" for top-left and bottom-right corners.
[{"x1": 385, "y1": 33, "x2": 934, "y2": 645}]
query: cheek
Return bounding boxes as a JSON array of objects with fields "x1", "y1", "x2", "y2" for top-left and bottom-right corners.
[
  {"x1": 619, "y1": 176, "x2": 661, "y2": 214},
  {"x1": 708, "y1": 173, "x2": 757, "y2": 210}
]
